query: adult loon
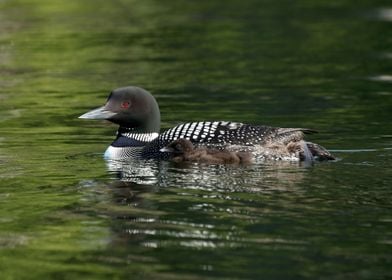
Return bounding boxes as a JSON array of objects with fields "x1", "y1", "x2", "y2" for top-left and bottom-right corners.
[
  {"x1": 161, "y1": 139, "x2": 253, "y2": 164},
  {"x1": 79, "y1": 86, "x2": 335, "y2": 161}
]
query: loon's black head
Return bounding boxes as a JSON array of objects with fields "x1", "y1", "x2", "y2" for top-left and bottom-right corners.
[
  {"x1": 160, "y1": 139, "x2": 194, "y2": 154},
  {"x1": 79, "y1": 86, "x2": 161, "y2": 132}
]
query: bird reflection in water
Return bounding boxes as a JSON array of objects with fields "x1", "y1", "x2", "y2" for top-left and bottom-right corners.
[
  {"x1": 104, "y1": 157, "x2": 309, "y2": 192},
  {"x1": 82, "y1": 159, "x2": 312, "y2": 253}
]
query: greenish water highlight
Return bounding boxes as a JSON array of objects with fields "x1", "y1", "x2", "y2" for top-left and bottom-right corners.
[{"x1": 0, "y1": 0, "x2": 391, "y2": 279}]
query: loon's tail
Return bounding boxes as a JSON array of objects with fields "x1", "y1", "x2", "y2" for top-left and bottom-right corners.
[
  {"x1": 306, "y1": 142, "x2": 335, "y2": 161},
  {"x1": 276, "y1": 128, "x2": 335, "y2": 161}
]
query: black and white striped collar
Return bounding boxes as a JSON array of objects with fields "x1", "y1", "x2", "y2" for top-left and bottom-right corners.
[{"x1": 117, "y1": 127, "x2": 159, "y2": 142}]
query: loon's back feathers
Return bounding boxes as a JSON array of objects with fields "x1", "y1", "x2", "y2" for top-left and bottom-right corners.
[
  {"x1": 159, "y1": 121, "x2": 270, "y2": 145},
  {"x1": 159, "y1": 122, "x2": 316, "y2": 146},
  {"x1": 79, "y1": 86, "x2": 335, "y2": 161}
]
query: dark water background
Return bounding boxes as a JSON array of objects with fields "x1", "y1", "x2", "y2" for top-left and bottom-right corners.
[{"x1": 1, "y1": 0, "x2": 391, "y2": 279}]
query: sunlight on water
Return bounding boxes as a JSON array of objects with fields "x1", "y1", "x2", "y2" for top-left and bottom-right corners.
[
  {"x1": 0, "y1": 0, "x2": 391, "y2": 279},
  {"x1": 369, "y1": 75, "x2": 392, "y2": 82},
  {"x1": 374, "y1": 7, "x2": 392, "y2": 21}
]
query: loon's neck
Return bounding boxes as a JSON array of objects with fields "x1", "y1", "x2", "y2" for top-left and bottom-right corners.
[{"x1": 115, "y1": 126, "x2": 159, "y2": 144}]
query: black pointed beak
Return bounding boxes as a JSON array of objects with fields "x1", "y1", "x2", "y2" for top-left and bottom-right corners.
[{"x1": 79, "y1": 106, "x2": 117, "y2": 120}]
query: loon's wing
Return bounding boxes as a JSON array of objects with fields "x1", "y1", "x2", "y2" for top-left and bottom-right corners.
[
  {"x1": 159, "y1": 121, "x2": 313, "y2": 147},
  {"x1": 270, "y1": 128, "x2": 317, "y2": 145}
]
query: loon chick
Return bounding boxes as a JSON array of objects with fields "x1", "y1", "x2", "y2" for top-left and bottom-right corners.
[
  {"x1": 161, "y1": 139, "x2": 253, "y2": 164},
  {"x1": 79, "y1": 86, "x2": 335, "y2": 161}
]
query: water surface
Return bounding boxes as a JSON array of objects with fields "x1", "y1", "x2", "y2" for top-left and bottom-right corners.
[{"x1": 0, "y1": 0, "x2": 391, "y2": 279}]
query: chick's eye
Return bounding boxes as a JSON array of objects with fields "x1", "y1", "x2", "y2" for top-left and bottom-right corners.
[{"x1": 121, "y1": 101, "x2": 130, "y2": 109}]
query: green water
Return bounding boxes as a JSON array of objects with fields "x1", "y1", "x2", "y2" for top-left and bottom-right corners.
[{"x1": 1, "y1": 0, "x2": 391, "y2": 279}]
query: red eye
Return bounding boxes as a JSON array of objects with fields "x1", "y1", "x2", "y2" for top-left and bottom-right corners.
[{"x1": 121, "y1": 101, "x2": 130, "y2": 109}]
